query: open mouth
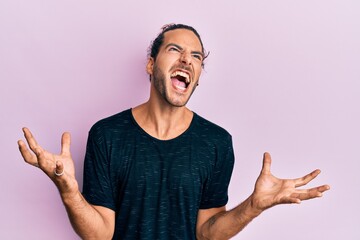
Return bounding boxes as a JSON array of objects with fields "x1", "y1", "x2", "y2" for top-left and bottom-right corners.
[{"x1": 170, "y1": 70, "x2": 190, "y2": 91}]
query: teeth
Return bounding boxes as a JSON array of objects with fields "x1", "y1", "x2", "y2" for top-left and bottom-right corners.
[
  {"x1": 171, "y1": 71, "x2": 190, "y2": 83},
  {"x1": 175, "y1": 85, "x2": 186, "y2": 91}
]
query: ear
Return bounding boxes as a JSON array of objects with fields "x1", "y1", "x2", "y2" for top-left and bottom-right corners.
[{"x1": 146, "y1": 57, "x2": 154, "y2": 75}]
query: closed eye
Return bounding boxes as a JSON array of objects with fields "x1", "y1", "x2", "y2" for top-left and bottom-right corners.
[
  {"x1": 192, "y1": 54, "x2": 203, "y2": 61},
  {"x1": 169, "y1": 47, "x2": 180, "y2": 52}
]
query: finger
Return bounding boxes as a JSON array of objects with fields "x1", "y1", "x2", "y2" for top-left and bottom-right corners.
[
  {"x1": 291, "y1": 191, "x2": 322, "y2": 201},
  {"x1": 309, "y1": 184, "x2": 331, "y2": 194},
  {"x1": 54, "y1": 160, "x2": 64, "y2": 177},
  {"x1": 295, "y1": 185, "x2": 330, "y2": 194},
  {"x1": 291, "y1": 184, "x2": 331, "y2": 201},
  {"x1": 280, "y1": 196, "x2": 301, "y2": 204},
  {"x1": 294, "y1": 169, "x2": 321, "y2": 187},
  {"x1": 61, "y1": 132, "x2": 71, "y2": 156},
  {"x1": 261, "y1": 152, "x2": 272, "y2": 174},
  {"x1": 22, "y1": 127, "x2": 41, "y2": 153},
  {"x1": 33, "y1": 146, "x2": 51, "y2": 170},
  {"x1": 18, "y1": 139, "x2": 39, "y2": 167}
]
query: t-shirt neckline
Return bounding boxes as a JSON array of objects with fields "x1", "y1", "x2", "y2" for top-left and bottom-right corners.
[{"x1": 129, "y1": 108, "x2": 196, "y2": 143}]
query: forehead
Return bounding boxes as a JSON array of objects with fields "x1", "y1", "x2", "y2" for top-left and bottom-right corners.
[{"x1": 162, "y1": 29, "x2": 202, "y2": 51}]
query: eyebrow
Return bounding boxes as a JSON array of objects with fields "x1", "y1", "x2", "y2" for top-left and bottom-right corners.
[{"x1": 165, "y1": 43, "x2": 204, "y2": 57}]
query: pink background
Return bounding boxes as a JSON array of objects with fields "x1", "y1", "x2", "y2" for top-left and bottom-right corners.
[{"x1": 1, "y1": 0, "x2": 359, "y2": 239}]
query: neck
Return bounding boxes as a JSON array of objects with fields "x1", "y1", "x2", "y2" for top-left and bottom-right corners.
[{"x1": 132, "y1": 99, "x2": 193, "y2": 141}]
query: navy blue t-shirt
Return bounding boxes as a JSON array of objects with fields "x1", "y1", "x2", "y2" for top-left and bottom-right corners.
[{"x1": 82, "y1": 109, "x2": 234, "y2": 239}]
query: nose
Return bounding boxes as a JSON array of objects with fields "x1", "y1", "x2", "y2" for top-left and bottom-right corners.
[{"x1": 180, "y1": 52, "x2": 192, "y2": 65}]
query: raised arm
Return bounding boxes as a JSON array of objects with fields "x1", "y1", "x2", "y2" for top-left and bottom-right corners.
[
  {"x1": 18, "y1": 127, "x2": 115, "y2": 240},
  {"x1": 197, "y1": 152, "x2": 330, "y2": 240}
]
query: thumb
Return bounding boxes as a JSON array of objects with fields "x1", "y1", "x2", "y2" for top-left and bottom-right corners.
[
  {"x1": 261, "y1": 152, "x2": 272, "y2": 174},
  {"x1": 61, "y1": 132, "x2": 71, "y2": 156}
]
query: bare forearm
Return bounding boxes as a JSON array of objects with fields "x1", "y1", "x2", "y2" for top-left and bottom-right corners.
[
  {"x1": 61, "y1": 191, "x2": 114, "y2": 240},
  {"x1": 18, "y1": 129, "x2": 114, "y2": 239},
  {"x1": 198, "y1": 152, "x2": 330, "y2": 239},
  {"x1": 198, "y1": 196, "x2": 262, "y2": 240}
]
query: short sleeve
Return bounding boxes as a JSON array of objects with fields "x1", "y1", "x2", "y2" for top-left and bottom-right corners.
[
  {"x1": 82, "y1": 126, "x2": 116, "y2": 211},
  {"x1": 199, "y1": 135, "x2": 235, "y2": 209}
]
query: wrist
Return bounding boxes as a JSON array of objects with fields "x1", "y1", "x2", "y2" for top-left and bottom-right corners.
[
  {"x1": 56, "y1": 179, "x2": 80, "y2": 202},
  {"x1": 60, "y1": 188, "x2": 84, "y2": 207},
  {"x1": 245, "y1": 195, "x2": 264, "y2": 217}
]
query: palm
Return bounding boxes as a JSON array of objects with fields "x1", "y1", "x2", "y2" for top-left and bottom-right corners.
[
  {"x1": 251, "y1": 153, "x2": 329, "y2": 211},
  {"x1": 38, "y1": 145, "x2": 75, "y2": 178},
  {"x1": 18, "y1": 128, "x2": 77, "y2": 192}
]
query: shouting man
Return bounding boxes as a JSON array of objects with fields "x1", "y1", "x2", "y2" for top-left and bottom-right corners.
[{"x1": 18, "y1": 24, "x2": 330, "y2": 240}]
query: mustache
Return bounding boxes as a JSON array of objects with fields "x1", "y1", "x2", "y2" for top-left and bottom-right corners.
[{"x1": 169, "y1": 64, "x2": 192, "y2": 74}]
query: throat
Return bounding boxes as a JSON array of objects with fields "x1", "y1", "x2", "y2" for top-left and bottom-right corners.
[{"x1": 132, "y1": 105, "x2": 194, "y2": 140}]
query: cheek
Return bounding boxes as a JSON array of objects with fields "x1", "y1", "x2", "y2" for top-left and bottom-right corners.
[
  {"x1": 154, "y1": 64, "x2": 168, "y2": 80},
  {"x1": 194, "y1": 67, "x2": 202, "y2": 80}
]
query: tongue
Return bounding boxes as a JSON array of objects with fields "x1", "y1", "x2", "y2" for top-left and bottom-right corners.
[{"x1": 171, "y1": 77, "x2": 186, "y2": 88}]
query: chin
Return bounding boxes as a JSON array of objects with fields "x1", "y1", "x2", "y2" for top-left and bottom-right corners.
[{"x1": 165, "y1": 95, "x2": 191, "y2": 108}]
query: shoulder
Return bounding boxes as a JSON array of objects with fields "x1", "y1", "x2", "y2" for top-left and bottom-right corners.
[
  {"x1": 192, "y1": 113, "x2": 232, "y2": 140},
  {"x1": 192, "y1": 113, "x2": 235, "y2": 173},
  {"x1": 190, "y1": 113, "x2": 233, "y2": 152},
  {"x1": 89, "y1": 109, "x2": 134, "y2": 139}
]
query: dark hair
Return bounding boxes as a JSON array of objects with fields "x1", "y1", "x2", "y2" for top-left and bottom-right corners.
[{"x1": 148, "y1": 23, "x2": 209, "y2": 68}]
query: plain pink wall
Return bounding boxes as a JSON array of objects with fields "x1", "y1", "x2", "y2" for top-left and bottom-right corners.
[{"x1": 1, "y1": 0, "x2": 359, "y2": 239}]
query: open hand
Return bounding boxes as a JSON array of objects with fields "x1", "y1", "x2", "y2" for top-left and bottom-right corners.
[
  {"x1": 251, "y1": 152, "x2": 330, "y2": 211},
  {"x1": 18, "y1": 127, "x2": 78, "y2": 195}
]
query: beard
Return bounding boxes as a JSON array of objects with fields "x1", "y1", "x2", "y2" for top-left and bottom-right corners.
[{"x1": 152, "y1": 62, "x2": 198, "y2": 107}]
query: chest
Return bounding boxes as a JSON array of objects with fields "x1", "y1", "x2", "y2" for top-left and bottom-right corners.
[{"x1": 108, "y1": 134, "x2": 217, "y2": 204}]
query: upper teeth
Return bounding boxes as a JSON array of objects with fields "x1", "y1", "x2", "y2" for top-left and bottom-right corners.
[{"x1": 171, "y1": 71, "x2": 190, "y2": 83}]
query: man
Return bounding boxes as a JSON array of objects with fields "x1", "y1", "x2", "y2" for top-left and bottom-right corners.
[{"x1": 18, "y1": 24, "x2": 330, "y2": 239}]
